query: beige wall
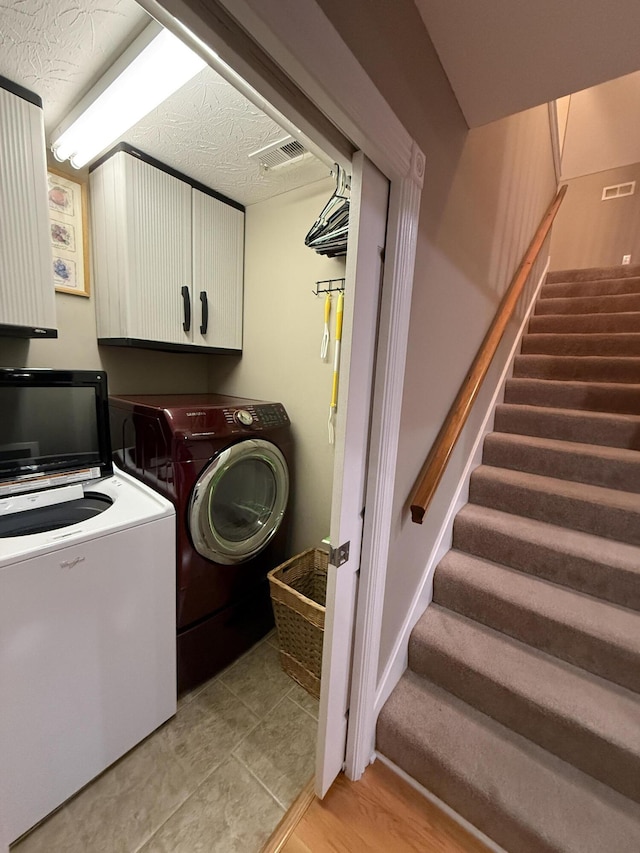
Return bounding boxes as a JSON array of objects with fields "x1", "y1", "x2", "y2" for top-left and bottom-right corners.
[
  {"x1": 315, "y1": 0, "x2": 557, "y2": 678},
  {"x1": 208, "y1": 177, "x2": 346, "y2": 555},
  {"x1": 561, "y1": 71, "x2": 640, "y2": 180},
  {"x1": 550, "y1": 163, "x2": 640, "y2": 270},
  {"x1": 0, "y1": 289, "x2": 210, "y2": 395}
]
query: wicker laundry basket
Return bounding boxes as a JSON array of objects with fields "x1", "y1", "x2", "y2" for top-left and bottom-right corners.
[{"x1": 268, "y1": 548, "x2": 328, "y2": 699}]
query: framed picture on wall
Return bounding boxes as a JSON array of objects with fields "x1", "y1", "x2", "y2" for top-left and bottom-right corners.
[{"x1": 47, "y1": 167, "x2": 90, "y2": 297}]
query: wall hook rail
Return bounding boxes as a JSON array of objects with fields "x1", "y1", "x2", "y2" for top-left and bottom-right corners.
[{"x1": 313, "y1": 278, "x2": 345, "y2": 296}]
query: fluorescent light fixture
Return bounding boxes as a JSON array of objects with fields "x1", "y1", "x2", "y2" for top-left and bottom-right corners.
[{"x1": 51, "y1": 22, "x2": 206, "y2": 169}]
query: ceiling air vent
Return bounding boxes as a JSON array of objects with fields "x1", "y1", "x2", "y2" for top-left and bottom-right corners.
[
  {"x1": 248, "y1": 136, "x2": 309, "y2": 171},
  {"x1": 601, "y1": 181, "x2": 636, "y2": 201}
]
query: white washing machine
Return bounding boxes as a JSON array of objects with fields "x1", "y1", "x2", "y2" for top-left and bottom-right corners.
[
  {"x1": 0, "y1": 369, "x2": 176, "y2": 844},
  {"x1": 0, "y1": 469, "x2": 176, "y2": 844}
]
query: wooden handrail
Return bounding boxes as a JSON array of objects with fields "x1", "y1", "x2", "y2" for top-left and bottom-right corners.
[{"x1": 410, "y1": 184, "x2": 567, "y2": 524}]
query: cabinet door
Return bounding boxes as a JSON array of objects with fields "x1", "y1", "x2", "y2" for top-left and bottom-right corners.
[
  {"x1": 123, "y1": 156, "x2": 193, "y2": 345},
  {"x1": 92, "y1": 153, "x2": 192, "y2": 345},
  {"x1": 192, "y1": 189, "x2": 244, "y2": 350},
  {"x1": 0, "y1": 86, "x2": 55, "y2": 336}
]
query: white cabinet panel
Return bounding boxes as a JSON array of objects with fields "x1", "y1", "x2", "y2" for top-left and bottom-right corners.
[
  {"x1": 90, "y1": 154, "x2": 129, "y2": 339},
  {"x1": 91, "y1": 147, "x2": 243, "y2": 352},
  {"x1": 0, "y1": 82, "x2": 55, "y2": 338},
  {"x1": 92, "y1": 151, "x2": 191, "y2": 346},
  {"x1": 193, "y1": 190, "x2": 244, "y2": 349},
  {"x1": 124, "y1": 156, "x2": 192, "y2": 344}
]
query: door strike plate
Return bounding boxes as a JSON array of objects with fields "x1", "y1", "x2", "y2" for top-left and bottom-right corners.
[{"x1": 329, "y1": 541, "x2": 350, "y2": 567}]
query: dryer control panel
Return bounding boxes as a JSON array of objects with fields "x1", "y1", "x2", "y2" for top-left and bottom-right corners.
[
  {"x1": 223, "y1": 403, "x2": 289, "y2": 432},
  {"x1": 109, "y1": 394, "x2": 291, "y2": 459}
]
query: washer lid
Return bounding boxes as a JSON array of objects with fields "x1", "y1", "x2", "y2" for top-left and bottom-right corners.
[
  {"x1": 0, "y1": 467, "x2": 174, "y2": 568},
  {"x1": 189, "y1": 439, "x2": 289, "y2": 566}
]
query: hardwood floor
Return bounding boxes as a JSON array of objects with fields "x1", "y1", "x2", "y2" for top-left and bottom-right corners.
[{"x1": 265, "y1": 760, "x2": 491, "y2": 853}]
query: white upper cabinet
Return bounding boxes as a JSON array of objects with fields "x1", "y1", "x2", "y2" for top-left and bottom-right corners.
[
  {"x1": 192, "y1": 190, "x2": 244, "y2": 351},
  {"x1": 0, "y1": 78, "x2": 56, "y2": 339},
  {"x1": 90, "y1": 146, "x2": 244, "y2": 353},
  {"x1": 91, "y1": 151, "x2": 192, "y2": 346}
]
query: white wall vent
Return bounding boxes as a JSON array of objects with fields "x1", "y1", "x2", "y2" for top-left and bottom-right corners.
[
  {"x1": 248, "y1": 136, "x2": 310, "y2": 171},
  {"x1": 601, "y1": 181, "x2": 636, "y2": 201}
]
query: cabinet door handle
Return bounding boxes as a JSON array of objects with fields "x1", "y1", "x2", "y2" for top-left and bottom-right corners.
[
  {"x1": 200, "y1": 291, "x2": 209, "y2": 335},
  {"x1": 181, "y1": 286, "x2": 191, "y2": 332}
]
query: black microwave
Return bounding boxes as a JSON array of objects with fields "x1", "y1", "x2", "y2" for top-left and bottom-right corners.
[{"x1": 0, "y1": 368, "x2": 113, "y2": 496}]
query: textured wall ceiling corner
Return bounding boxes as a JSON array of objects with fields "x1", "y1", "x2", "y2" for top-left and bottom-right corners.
[
  {"x1": 414, "y1": 0, "x2": 640, "y2": 127},
  {"x1": 0, "y1": 0, "x2": 330, "y2": 204}
]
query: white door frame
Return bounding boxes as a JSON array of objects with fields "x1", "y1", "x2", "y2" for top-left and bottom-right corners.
[
  {"x1": 142, "y1": 0, "x2": 425, "y2": 781},
  {"x1": 316, "y1": 153, "x2": 389, "y2": 795}
]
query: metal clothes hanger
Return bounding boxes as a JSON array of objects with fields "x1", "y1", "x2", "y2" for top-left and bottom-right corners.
[{"x1": 304, "y1": 164, "x2": 351, "y2": 256}]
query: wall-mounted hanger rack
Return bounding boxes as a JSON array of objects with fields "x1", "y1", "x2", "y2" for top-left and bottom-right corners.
[{"x1": 313, "y1": 278, "x2": 345, "y2": 296}]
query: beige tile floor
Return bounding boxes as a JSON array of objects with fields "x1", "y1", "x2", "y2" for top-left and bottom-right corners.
[{"x1": 12, "y1": 633, "x2": 318, "y2": 853}]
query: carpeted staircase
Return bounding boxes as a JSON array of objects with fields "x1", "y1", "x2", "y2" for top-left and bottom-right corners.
[{"x1": 377, "y1": 265, "x2": 640, "y2": 852}]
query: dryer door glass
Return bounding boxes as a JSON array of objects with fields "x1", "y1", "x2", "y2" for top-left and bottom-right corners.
[
  {"x1": 209, "y1": 457, "x2": 277, "y2": 542},
  {"x1": 189, "y1": 439, "x2": 289, "y2": 565}
]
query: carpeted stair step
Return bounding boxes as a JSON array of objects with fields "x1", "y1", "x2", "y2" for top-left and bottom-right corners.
[
  {"x1": 482, "y1": 432, "x2": 640, "y2": 492},
  {"x1": 513, "y1": 353, "x2": 640, "y2": 383},
  {"x1": 540, "y1": 277, "x2": 640, "y2": 299},
  {"x1": 468, "y1": 466, "x2": 640, "y2": 545},
  {"x1": 547, "y1": 264, "x2": 640, "y2": 282},
  {"x1": 494, "y1": 403, "x2": 640, "y2": 449},
  {"x1": 521, "y1": 332, "x2": 640, "y2": 356},
  {"x1": 534, "y1": 292, "x2": 640, "y2": 315},
  {"x1": 503, "y1": 378, "x2": 640, "y2": 414},
  {"x1": 453, "y1": 504, "x2": 640, "y2": 611},
  {"x1": 409, "y1": 605, "x2": 640, "y2": 802},
  {"x1": 433, "y1": 551, "x2": 640, "y2": 692},
  {"x1": 528, "y1": 311, "x2": 640, "y2": 334},
  {"x1": 378, "y1": 262, "x2": 640, "y2": 846},
  {"x1": 377, "y1": 673, "x2": 640, "y2": 853}
]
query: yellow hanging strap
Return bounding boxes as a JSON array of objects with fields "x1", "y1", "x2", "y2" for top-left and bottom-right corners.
[{"x1": 328, "y1": 291, "x2": 344, "y2": 443}]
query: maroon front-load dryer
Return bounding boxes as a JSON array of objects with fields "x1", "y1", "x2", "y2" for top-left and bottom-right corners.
[{"x1": 109, "y1": 393, "x2": 293, "y2": 693}]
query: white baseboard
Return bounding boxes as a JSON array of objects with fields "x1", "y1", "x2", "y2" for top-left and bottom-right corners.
[
  {"x1": 374, "y1": 752, "x2": 508, "y2": 853},
  {"x1": 374, "y1": 256, "x2": 550, "y2": 717}
]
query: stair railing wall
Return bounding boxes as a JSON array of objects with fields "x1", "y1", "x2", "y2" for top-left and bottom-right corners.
[
  {"x1": 375, "y1": 230, "x2": 554, "y2": 719},
  {"x1": 410, "y1": 185, "x2": 567, "y2": 524}
]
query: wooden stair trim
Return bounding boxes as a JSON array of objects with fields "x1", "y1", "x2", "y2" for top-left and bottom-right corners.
[
  {"x1": 261, "y1": 777, "x2": 315, "y2": 853},
  {"x1": 410, "y1": 185, "x2": 567, "y2": 523}
]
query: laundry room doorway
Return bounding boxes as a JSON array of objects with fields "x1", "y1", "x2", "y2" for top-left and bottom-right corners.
[{"x1": 137, "y1": 0, "x2": 424, "y2": 800}]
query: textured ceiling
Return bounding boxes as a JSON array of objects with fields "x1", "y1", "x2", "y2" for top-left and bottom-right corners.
[
  {"x1": 0, "y1": 0, "x2": 329, "y2": 204},
  {"x1": 0, "y1": 0, "x2": 149, "y2": 132},
  {"x1": 115, "y1": 66, "x2": 330, "y2": 206}
]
